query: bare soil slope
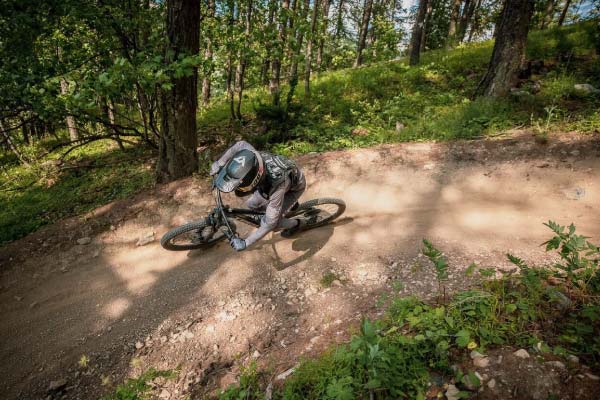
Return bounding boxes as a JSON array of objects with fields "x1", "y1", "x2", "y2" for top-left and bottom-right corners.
[{"x1": 1, "y1": 131, "x2": 599, "y2": 399}]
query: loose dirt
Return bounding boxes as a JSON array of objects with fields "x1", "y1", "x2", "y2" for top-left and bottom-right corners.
[{"x1": 1, "y1": 131, "x2": 599, "y2": 399}]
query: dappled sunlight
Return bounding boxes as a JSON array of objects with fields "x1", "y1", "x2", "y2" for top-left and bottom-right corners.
[{"x1": 103, "y1": 297, "x2": 131, "y2": 319}]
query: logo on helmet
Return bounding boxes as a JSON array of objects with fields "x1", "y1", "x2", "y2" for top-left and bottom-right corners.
[{"x1": 233, "y1": 156, "x2": 246, "y2": 167}]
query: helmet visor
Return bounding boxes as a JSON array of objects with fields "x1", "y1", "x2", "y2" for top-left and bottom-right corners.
[{"x1": 215, "y1": 167, "x2": 243, "y2": 193}]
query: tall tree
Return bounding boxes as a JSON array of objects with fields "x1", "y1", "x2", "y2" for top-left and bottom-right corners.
[
  {"x1": 420, "y1": 0, "x2": 434, "y2": 52},
  {"x1": 467, "y1": 0, "x2": 483, "y2": 42},
  {"x1": 447, "y1": 0, "x2": 463, "y2": 45},
  {"x1": 287, "y1": 0, "x2": 310, "y2": 105},
  {"x1": 540, "y1": 0, "x2": 556, "y2": 29},
  {"x1": 260, "y1": 0, "x2": 278, "y2": 85},
  {"x1": 557, "y1": 0, "x2": 573, "y2": 26},
  {"x1": 475, "y1": 0, "x2": 535, "y2": 97},
  {"x1": 234, "y1": 0, "x2": 254, "y2": 119},
  {"x1": 458, "y1": 0, "x2": 477, "y2": 42},
  {"x1": 354, "y1": 0, "x2": 374, "y2": 67},
  {"x1": 57, "y1": 47, "x2": 79, "y2": 141},
  {"x1": 409, "y1": 0, "x2": 429, "y2": 66},
  {"x1": 156, "y1": 0, "x2": 200, "y2": 182},
  {"x1": 201, "y1": 0, "x2": 216, "y2": 106},
  {"x1": 316, "y1": 0, "x2": 331, "y2": 73},
  {"x1": 270, "y1": 0, "x2": 291, "y2": 106},
  {"x1": 305, "y1": 0, "x2": 320, "y2": 97}
]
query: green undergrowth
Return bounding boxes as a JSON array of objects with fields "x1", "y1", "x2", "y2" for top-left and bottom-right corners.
[
  {"x1": 200, "y1": 21, "x2": 599, "y2": 157},
  {"x1": 213, "y1": 221, "x2": 600, "y2": 400},
  {"x1": 0, "y1": 140, "x2": 155, "y2": 244},
  {"x1": 101, "y1": 368, "x2": 178, "y2": 400}
]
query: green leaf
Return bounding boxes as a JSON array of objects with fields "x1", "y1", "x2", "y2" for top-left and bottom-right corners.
[
  {"x1": 465, "y1": 263, "x2": 477, "y2": 277},
  {"x1": 455, "y1": 330, "x2": 471, "y2": 347},
  {"x1": 505, "y1": 303, "x2": 517, "y2": 313}
]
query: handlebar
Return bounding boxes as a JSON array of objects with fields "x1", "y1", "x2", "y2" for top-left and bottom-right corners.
[{"x1": 211, "y1": 176, "x2": 238, "y2": 241}]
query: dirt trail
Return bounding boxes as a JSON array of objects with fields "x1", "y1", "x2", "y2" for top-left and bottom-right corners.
[{"x1": 1, "y1": 132, "x2": 599, "y2": 399}]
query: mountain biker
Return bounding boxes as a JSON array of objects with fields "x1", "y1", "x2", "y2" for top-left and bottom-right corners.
[{"x1": 210, "y1": 140, "x2": 306, "y2": 251}]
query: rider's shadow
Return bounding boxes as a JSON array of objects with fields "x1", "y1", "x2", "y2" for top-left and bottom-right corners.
[{"x1": 255, "y1": 217, "x2": 353, "y2": 271}]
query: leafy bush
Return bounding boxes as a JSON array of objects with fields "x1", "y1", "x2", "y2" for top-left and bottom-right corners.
[
  {"x1": 101, "y1": 368, "x2": 177, "y2": 400},
  {"x1": 216, "y1": 221, "x2": 600, "y2": 399}
]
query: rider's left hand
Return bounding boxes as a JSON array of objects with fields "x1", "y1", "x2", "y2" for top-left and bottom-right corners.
[{"x1": 230, "y1": 237, "x2": 246, "y2": 252}]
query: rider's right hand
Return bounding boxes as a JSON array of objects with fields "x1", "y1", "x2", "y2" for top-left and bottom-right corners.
[{"x1": 210, "y1": 161, "x2": 220, "y2": 176}]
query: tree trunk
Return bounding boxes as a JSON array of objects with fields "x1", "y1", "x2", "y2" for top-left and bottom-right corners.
[
  {"x1": 0, "y1": 120, "x2": 29, "y2": 166},
  {"x1": 333, "y1": 0, "x2": 345, "y2": 43},
  {"x1": 106, "y1": 99, "x2": 125, "y2": 150},
  {"x1": 458, "y1": 0, "x2": 476, "y2": 42},
  {"x1": 316, "y1": 0, "x2": 331, "y2": 74},
  {"x1": 540, "y1": 0, "x2": 556, "y2": 29},
  {"x1": 409, "y1": 0, "x2": 428, "y2": 66},
  {"x1": 557, "y1": 0, "x2": 572, "y2": 26},
  {"x1": 421, "y1": 0, "x2": 433, "y2": 53},
  {"x1": 156, "y1": 0, "x2": 200, "y2": 183},
  {"x1": 270, "y1": 0, "x2": 291, "y2": 106},
  {"x1": 475, "y1": 0, "x2": 534, "y2": 98},
  {"x1": 287, "y1": 0, "x2": 310, "y2": 105},
  {"x1": 201, "y1": 0, "x2": 215, "y2": 106},
  {"x1": 447, "y1": 0, "x2": 462, "y2": 44},
  {"x1": 305, "y1": 0, "x2": 320, "y2": 98},
  {"x1": 354, "y1": 0, "x2": 374, "y2": 67},
  {"x1": 235, "y1": 0, "x2": 254, "y2": 120},
  {"x1": 467, "y1": 0, "x2": 483, "y2": 42},
  {"x1": 260, "y1": 0, "x2": 278, "y2": 85},
  {"x1": 225, "y1": 0, "x2": 237, "y2": 119},
  {"x1": 59, "y1": 79, "x2": 79, "y2": 141}
]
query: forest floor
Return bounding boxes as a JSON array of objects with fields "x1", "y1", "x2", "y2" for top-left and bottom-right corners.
[{"x1": 1, "y1": 130, "x2": 600, "y2": 399}]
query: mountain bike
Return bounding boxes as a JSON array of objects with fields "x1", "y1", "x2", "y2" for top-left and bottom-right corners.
[{"x1": 160, "y1": 179, "x2": 346, "y2": 251}]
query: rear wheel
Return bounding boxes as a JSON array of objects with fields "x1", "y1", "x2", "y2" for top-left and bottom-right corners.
[
  {"x1": 287, "y1": 198, "x2": 346, "y2": 229},
  {"x1": 160, "y1": 218, "x2": 234, "y2": 251}
]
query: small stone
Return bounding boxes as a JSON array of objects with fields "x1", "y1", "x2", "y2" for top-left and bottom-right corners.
[
  {"x1": 135, "y1": 341, "x2": 144, "y2": 349},
  {"x1": 567, "y1": 355, "x2": 579, "y2": 364},
  {"x1": 252, "y1": 350, "x2": 261, "y2": 358},
  {"x1": 276, "y1": 366, "x2": 297, "y2": 381},
  {"x1": 545, "y1": 361, "x2": 565, "y2": 369},
  {"x1": 474, "y1": 357, "x2": 490, "y2": 368},
  {"x1": 585, "y1": 373, "x2": 600, "y2": 381},
  {"x1": 110, "y1": 225, "x2": 116, "y2": 231},
  {"x1": 470, "y1": 350, "x2": 485, "y2": 359},
  {"x1": 487, "y1": 378, "x2": 496, "y2": 389},
  {"x1": 331, "y1": 257, "x2": 337, "y2": 262},
  {"x1": 310, "y1": 336, "x2": 321, "y2": 344},
  {"x1": 574, "y1": 83, "x2": 600, "y2": 94},
  {"x1": 47, "y1": 379, "x2": 67, "y2": 392},
  {"x1": 77, "y1": 237, "x2": 92, "y2": 245},
  {"x1": 513, "y1": 349, "x2": 530, "y2": 359},
  {"x1": 445, "y1": 384, "x2": 460, "y2": 400},
  {"x1": 206, "y1": 324, "x2": 215, "y2": 333},
  {"x1": 136, "y1": 232, "x2": 155, "y2": 246},
  {"x1": 182, "y1": 330, "x2": 194, "y2": 339},
  {"x1": 14, "y1": 296, "x2": 23, "y2": 301},
  {"x1": 159, "y1": 389, "x2": 170, "y2": 398},
  {"x1": 332, "y1": 280, "x2": 342, "y2": 287},
  {"x1": 29, "y1": 302, "x2": 39, "y2": 309}
]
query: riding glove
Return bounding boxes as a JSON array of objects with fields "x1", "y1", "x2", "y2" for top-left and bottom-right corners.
[{"x1": 230, "y1": 237, "x2": 246, "y2": 251}]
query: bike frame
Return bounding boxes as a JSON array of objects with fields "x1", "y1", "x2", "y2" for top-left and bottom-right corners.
[{"x1": 211, "y1": 180, "x2": 264, "y2": 240}]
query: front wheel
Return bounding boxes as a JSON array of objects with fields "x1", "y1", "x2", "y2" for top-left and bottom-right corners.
[
  {"x1": 287, "y1": 198, "x2": 346, "y2": 229},
  {"x1": 160, "y1": 218, "x2": 234, "y2": 251}
]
